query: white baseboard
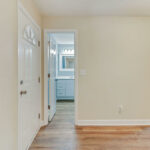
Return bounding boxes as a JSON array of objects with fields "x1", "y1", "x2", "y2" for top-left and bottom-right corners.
[{"x1": 76, "y1": 120, "x2": 150, "y2": 126}]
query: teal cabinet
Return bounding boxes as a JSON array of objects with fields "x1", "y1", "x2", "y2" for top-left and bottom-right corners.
[{"x1": 56, "y1": 79, "x2": 74, "y2": 100}]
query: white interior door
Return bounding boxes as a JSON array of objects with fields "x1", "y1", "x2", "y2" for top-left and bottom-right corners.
[
  {"x1": 18, "y1": 5, "x2": 41, "y2": 150},
  {"x1": 48, "y1": 36, "x2": 56, "y2": 121}
]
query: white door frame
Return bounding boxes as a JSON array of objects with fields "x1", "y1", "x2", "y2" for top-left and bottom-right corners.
[
  {"x1": 18, "y1": 2, "x2": 42, "y2": 150},
  {"x1": 44, "y1": 29, "x2": 79, "y2": 126}
]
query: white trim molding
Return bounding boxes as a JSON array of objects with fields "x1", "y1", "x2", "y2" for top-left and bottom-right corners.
[{"x1": 76, "y1": 120, "x2": 150, "y2": 126}]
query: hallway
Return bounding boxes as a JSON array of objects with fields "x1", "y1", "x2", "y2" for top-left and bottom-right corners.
[
  {"x1": 29, "y1": 101, "x2": 76, "y2": 150},
  {"x1": 29, "y1": 101, "x2": 150, "y2": 150}
]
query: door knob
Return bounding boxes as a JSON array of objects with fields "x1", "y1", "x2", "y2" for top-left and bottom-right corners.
[{"x1": 20, "y1": 90, "x2": 27, "y2": 96}]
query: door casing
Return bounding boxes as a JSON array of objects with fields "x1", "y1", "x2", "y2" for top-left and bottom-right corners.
[{"x1": 44, "y1": 29, "x2": 79, "y2": 126}]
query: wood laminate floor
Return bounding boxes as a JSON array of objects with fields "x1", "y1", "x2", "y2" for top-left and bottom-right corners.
[{"x1": 29, "y1": 101, "x2": 150, "y2": 150}]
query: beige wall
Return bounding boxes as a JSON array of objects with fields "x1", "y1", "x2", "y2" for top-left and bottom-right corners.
[
  {"x1": 0, "y1": 0, "x2": 42, "y2": 150},
  {"x1": 20, "y1": 0, "x2": 42, "y2": 27},
  {"x1": 43, "y1": 16, "x2": 150, "y2": 120},
  {"x1": 0, "y1": 0, "x2": 18, "y2": 149}
]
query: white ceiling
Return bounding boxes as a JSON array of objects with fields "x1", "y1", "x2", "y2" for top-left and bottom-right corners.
[
  {"x1": 51, "y1": 33, "x2": 74, "y2": 44},
  {"x1": 34, "y1": 0, "x2": 150, "y2": 16}
]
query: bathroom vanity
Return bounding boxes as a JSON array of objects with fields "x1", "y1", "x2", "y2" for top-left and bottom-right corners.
[
  {"x1": 56, "y1": 44, "x2": 75, "y2": 100},
  {"x1": 56, "y1": 77, "x2": 74, "y2": 100}
]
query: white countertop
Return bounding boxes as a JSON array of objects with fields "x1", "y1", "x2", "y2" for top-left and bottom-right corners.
[{"x1": 56, "y1": 76, "x2": 75, "y2": 80}]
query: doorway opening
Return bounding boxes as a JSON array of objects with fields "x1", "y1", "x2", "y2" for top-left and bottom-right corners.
[{"x1": 44, "y1": 30, "x2": 78, "y2": 126}]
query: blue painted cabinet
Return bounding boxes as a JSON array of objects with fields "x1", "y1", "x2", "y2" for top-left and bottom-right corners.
[{"x1": 56, "y1": 79, "x2": 74, "y2": 100}]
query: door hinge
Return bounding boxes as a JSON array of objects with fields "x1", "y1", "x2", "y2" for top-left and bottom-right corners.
[
  {"x1": 48, "y1": 105, "x2": 50, "y2": 110},
  {"x1": 38, "y1": 41, "x2": 40, "y2": 47},
  {"x1": 38, "y1": 113, "x2": 40, "y2": 119},
  {"x1": 48, "y1": 73, "x2": 50, "y2": 78},
  {"x1": 20, "y1": 80, "x2": 23, "y2": 85},
  {"x1": 38, "y1": 77, "x2": 40, "y2": 83}
]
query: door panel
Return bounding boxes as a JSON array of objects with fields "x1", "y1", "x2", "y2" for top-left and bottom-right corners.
[
  {"x1": 48, "y1": 37, "x2": 56, "y2": 121},
  {"x1": 18, "y1": 6, "x2": 41, "y2": 150}
]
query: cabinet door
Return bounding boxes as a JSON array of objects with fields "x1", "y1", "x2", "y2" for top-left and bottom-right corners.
[
  {"x1": 57, "y1": 89, "x2": 66, "y2": 97},
  {"x1": 56, "y1": 80, "x2": 66, "y2": 89},
  {"x1": 56, "y1": 80, "x2": 66, "y2": 98},
  {"x1": 66, "y1": 80, "x2": 74, "y2": 97}
]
